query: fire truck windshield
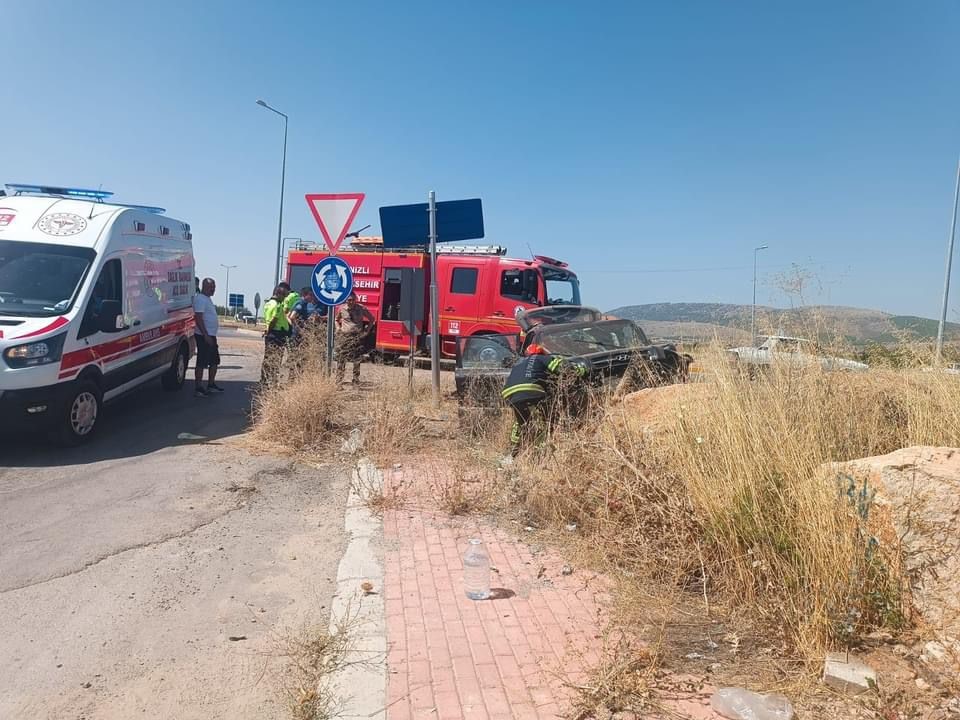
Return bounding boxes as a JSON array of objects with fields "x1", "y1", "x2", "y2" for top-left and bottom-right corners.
[{"x1": 542, "y1": 267, "x2": 580, "y2": 306}]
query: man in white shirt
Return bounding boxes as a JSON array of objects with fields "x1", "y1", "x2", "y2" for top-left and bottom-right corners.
[{"x1": 192, "y1": 277, "x2": 222, "y2": 397}]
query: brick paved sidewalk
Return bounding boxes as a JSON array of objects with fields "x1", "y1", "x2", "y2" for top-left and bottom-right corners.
[{"x1": 384, "y1": 506, "x2": 613, "y2": 720}]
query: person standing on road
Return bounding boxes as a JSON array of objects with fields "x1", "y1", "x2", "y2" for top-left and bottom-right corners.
[
  {"x1": 500, "y1": 343, "x2": 587, "y2": 455},
  {"x1": 192, "y1": 277, "x2": 223, "y2": 397},
  {"x1": 335, "y1": 292, "x2": 375, "y2": 384},
  {"x1": 260, "y1": 284, "x2": 290, "y2": 386}
]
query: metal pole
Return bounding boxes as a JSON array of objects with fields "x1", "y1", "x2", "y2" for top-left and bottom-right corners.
[
  {"x1": 256, "y1": 100, "x2": 288, "y2": 289},
  {"x1": 326, "y1": 301, "x2": 336, "y2": 377},
  {"x1": 276, "y1": 116, "x2": 288, "y2": 286},
  {"x1": 751, "y1": 245, "x2": 767, "y2": 345},
  {"x1": 408, "y1": 325, "x2": 415, "y2": 391},
  {"x1": 220, "y1": 263, "x2": 237, "y2": 317},
  {"x1": 752, "y1": 253, "x2": 758, "y2": 345},
  {"x1": 428, "y1": 191, "x2": 440, "y2": 407},
  {"x1": 936, "y1": 154, "x2": 960, "y2": 363}
]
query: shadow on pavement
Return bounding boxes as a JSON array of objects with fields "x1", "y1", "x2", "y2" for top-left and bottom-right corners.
[{"x1": 0, "y1": 379, "x2": 257, "y2": 468}]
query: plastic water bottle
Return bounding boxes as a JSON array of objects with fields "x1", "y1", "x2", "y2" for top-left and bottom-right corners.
[
  {"x1": 463, "y1": 538, "x2": 491, "y2": 600},
  {"x1": 710, "y1": 688, "x2": 794, "y2": 720}
]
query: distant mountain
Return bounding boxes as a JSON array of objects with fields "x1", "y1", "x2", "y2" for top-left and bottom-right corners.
[{"x1": 609, "y1": 302, "x2": 960, "y2": 346}]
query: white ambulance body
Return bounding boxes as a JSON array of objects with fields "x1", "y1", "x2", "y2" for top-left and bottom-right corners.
[{"x1": 0, "y1": 186, "x2": 195, "y2": 443}]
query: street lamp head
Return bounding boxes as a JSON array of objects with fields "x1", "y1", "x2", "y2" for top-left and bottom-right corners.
[
  {"x1": 756, "y1": 245, "x2": 769, "y2": 251},
  {"x1": 256, "y1": 99, "x2": 267, "y2": 107}
]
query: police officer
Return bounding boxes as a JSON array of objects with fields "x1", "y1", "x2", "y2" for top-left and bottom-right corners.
[
  {"x1": 501, "y1": 343, "x2": 587, "y2": 456},
  {"x1": 260, "y1": 284, "x2": 290, "y2": 386},
  {"x1": 287, "y1": 287, "x2": 325, "y2": 376},
  {"x1": 280, "y1": 282, "x2": 300, "y2": 317}
]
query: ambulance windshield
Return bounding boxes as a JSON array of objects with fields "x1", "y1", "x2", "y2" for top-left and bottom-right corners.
[
  {"x1": 0, "y1": 241, "x2": 95, "y2": 317},
  {"x1": 542, "y1": 267, "x2": 580, "y2": 306}
]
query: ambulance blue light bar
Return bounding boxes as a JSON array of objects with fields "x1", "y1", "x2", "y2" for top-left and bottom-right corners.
[
  {"x1": 5, "y1": 183, "x2": 114, "y2": 200},
  {"x1": 121, "y1": 204, "x2": 166, "y2": 214}
]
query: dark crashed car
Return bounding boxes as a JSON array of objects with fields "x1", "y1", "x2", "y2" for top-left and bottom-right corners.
[{"x1": 454, "y1": 306, "x2": 692, "y2": 428}]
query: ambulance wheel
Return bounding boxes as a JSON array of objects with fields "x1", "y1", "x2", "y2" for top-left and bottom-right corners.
[
  {"x1": 58, "y1": 380, "x2": 102, "y2": 446},
  {"x1": 162, "y1": 343, "x2": 189, "y2": 391}
]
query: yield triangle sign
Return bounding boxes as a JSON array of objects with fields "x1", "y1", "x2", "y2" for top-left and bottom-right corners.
[{"x1": 304, "y1": 193, "x2": 366, "y2": 253}]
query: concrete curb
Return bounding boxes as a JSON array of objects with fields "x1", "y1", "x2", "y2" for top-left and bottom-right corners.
[{"x1": 327, "y1": 459, "x2": 387, "y2": 719}]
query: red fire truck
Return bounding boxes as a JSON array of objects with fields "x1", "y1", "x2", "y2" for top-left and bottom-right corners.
[{"x1": 285, "y1": 238, "x2": 581, "y2": 358}]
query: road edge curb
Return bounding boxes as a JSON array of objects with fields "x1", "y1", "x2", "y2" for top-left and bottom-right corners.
[{"x1": 327, "y1": 458, "x2": 387, "y2": 719}]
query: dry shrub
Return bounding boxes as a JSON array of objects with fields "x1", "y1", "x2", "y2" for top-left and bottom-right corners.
[
  {"x1": 272, "y1": 613, "x2": 352, "y2": 720},
  {"x1": 250, "y1": 370, "x2": 341, "y2": 451},
  {"x1": 568, "y1": 636, "x2": 662, "y2": 720},
  {"x1": 353, "y1": 461, "x2": 410, "y2": 515},
  {"x1": 361, "y1": 379, "x2": 429, "y2": 463},
  {"x1": 511, "y1": 344, "x2": 960, "y2": 656},
  {"x1": 424, "y1": 451, "x2": 498, "y2": 516}
]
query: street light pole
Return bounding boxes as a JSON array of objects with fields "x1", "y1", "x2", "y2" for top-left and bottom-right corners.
[
  {"x1": 752, "y1": 245, "x2": 768, "y2": 345},
  {"x1": 936, "y1": 154, "x2": 960, "y2": 364},
  {"x1": 256, "y1": 99, "x2": 289, "y2": 289},
  {"x1": 220, "y1": 264, "x2": 237, "y2": 317}
]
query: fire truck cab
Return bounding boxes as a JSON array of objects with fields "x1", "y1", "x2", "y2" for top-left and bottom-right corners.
[{"x1": 286, "y1": 238, "x2": 580, "y2": 358}]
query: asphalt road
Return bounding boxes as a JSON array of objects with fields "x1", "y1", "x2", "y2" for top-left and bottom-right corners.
[{"x1": 0, "y1": 329, "x2": 350, "y2": 719}]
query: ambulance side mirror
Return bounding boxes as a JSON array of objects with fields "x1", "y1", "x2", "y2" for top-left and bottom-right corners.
[{"x1": 97, "y1": 300, "x2": 124, "y2": 333}]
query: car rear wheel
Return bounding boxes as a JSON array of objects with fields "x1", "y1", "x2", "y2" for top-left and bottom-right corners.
[
  {"x1": 162, "y1": 343, "x2": 189, "y2": 391},
  {"x1": 57, "y1": 380, "x2": 102, "y2": 446}
]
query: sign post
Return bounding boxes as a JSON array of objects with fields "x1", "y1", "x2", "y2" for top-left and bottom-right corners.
[
  {"x1": 254, "y1": 292, "x2": 261, "y2": 322},
  {"x1": 304, "y1": 193, "x2": 365, "y2": 376},
  {"x1": 311, "y1": 256, "x2": 354, "y2": 375},
  {"x1": 428, "y1": 192, "x2": 440, "y2": 406},
  {"x1": 399, "y1": 268, "x2": 425, "y2": 390},
  {"x1": 379, "y1": 196, "x2": 484, "y2": 406}
]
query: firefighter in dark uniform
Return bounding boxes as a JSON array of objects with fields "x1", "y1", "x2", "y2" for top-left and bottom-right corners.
[{"x1": 501, "y1": 343, "x2": 587, "y2": 455}]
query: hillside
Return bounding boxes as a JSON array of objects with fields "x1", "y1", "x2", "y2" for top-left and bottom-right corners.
[{"x1": 610, "y1": 302, "x2": 960, "y2": 345}]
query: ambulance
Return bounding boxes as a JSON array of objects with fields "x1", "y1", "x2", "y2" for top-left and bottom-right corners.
[{"x1": 0, "y1": 184, "x2": 195, "y2": 444}]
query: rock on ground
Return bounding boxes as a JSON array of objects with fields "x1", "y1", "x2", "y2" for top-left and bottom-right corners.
[{"x1": 844, "y1": 447, "x2": 960, "y2": 665}]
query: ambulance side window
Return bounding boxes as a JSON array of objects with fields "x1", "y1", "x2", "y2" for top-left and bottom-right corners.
[
  {"x1": 381, "y1": 269, "x2": 401, "y2": 321},
  {"x1": 79, "y1": 259, "x2": 122, "y2": 339}
]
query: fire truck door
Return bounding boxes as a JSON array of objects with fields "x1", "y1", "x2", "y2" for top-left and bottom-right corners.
[
  {"x1": 377, "y1": 267, "x2": 425, "y2": 352},
  {"x1": 442, "y1": 263, "x2": 483, "y2": 338},
  {"x1": 493, "y1": 268, "x2": 542, "y2": 321}
]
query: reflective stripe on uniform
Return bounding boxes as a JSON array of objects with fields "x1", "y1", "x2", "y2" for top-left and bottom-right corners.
[
  {"x1": 547, "y1": 357, "x2": 563, "y2": 373},
  {"x1": 502, "y1": 383, "x2": 546, "y2": 400}
]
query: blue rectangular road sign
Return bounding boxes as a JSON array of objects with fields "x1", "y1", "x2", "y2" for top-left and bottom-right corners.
[
  {"x1": 379, "y1": 198, "x2": 484, "y2": 248},
  {"x1": 228, "y1": 293, "x2": 244, "y2": 309}
]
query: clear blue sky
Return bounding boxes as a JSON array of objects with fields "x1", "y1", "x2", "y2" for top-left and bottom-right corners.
[{"x1": 2, "y1": 1, "x2": 959, "y2": 318}]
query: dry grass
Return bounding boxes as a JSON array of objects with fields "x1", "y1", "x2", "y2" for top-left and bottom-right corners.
[
  {"x1": 271, "y1": 612, "x2": 352, "y2": 720},
  {"x1": 249, "y1": 369, "x2": 342, "y2": 452},
  {"x1": 360, "y1": 378, "x2": 432, "y2": 464},
  {"x1": 351, "y1": 460, "x2": 410, "y2": 515},
  {"x1": 507, "y1": 345, "x2": 960, "y2": 659},
  {"x1": 249, "y1": 338, "x2": 960, "y2": 694}
]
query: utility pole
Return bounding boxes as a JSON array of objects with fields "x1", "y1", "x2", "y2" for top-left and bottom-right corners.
[
  {"x1": 752, "y1": 245, "x2": 768, "y2": 345},
  {"x1": 936, "y1": 154, "x2": 960, "y2": 364},
  {"x1": 220, "y1": 264, "x2": 237, "y2": 317},
  {"x1": 256, "y1": 99, "x2": 289, "y2": 288}
]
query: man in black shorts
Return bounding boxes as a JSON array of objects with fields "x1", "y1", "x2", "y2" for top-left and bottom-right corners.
[{"x1": 193, "y1": 277, "x2": 223, "y2": 396}]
